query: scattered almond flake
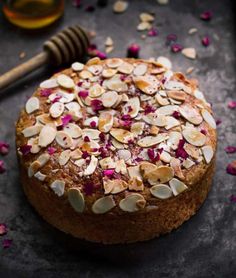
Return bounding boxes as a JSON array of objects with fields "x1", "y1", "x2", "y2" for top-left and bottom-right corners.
[
  {"x1": 150, "y1": 125, "x2": 159, "y2": 135},
  {"x1": 165, "y1": 116, "x2": 180, "y2": 130},
  {"x1": 83, "y1": 116, "x2": 98, "y2": 127},
  {"x1": 98, "y1": 112, "x2": 114, "y2": 133},
  {"x1": 202, "y1": 145, "x2": 214, "y2": 164},
  {"x1": 71, "y1": 62, "x2": 84, "y2": 71},
  {"x1": 37, "y1": 153, "x2": 50, "y2": 166},
  {"x1": 59, "y1": 150, "x2": 71, "y2": 166},
  {"x1": 111, "y1": 138, "x2": 124, "y2": 149},
  {"x1": 92, "y1": 196, "x2": 116, "y2": 214},
  {"x1": 99, "y1": 157, "x2": 116, "y2": 169},
  {"x1": 157, "y1": 0, "x2": 169, "y2": 5},
  {"x1": 167, "y1": 131, "x2": 182, "y2": 150},
  {"x1": 134, "y1": 75, "x2": 159, "y2": 95},
  {"x1": 22, "y1": 125, "x2": 42, "y2": 137},
  {"x1": 131, "y1": 122, "x2": 145, "y2": 136},
  {"x1": 156, "y1": 56, "x2": 172, "y2": 69},
  {"x1": 49, "y1": 102, "x2": 65, "y2": 118},
  {"x1": 167, "y1": 91, "x2": 186, "y2": 101},
  {"x1": 179, "y1": 104, "x2": 202, "y2": 125},
  {"x1": 82, "y1": 129, "x2": 100, "y2": 140},
  {"x1": 84, "y1": 155, "x2": 98, "y2": 176},
  {"x1": 157, "y1": 105, "x2": 179, "y2": 116},
  {"x1": 105, "y1": 36, "x2": 113, "y2": 46},
  {"x1": 70, "y1": 149, "x2": 82, "y2": 160},
  {"x1": 102, "y1": 68, "x2": 117, "y2": 78},
  {"x1": 170, "y1": 157, "x2": 184, "y2": 180},
  {"x1": 25, "y1": 97, "x2": 40, "y2": 114},
  {"x1": 87, "y1": 65, "x2": 103, "y2": 76},
  {"x1": 146, "y1": 166, "x2": 174, "y2": 185},
  {"x1": 186, "y1": 67, "x2": 195, "y2": 74},
  {"x1": 68, "y1": 188, "x2": 85, "y2": 213},
  {"x1": 119, "y1": 193, "x2": 146, "y2": 212},
  {"x1": 105, "y1": 77, "x2": 128, "y2": 92},
  {"x1": 137, "y1": 133, "x2": 168, "y2": 147},
  {"x1": 50, "y1": 180, "x2": 65, "y2": 197},
  {"x1": 127, "y1": 165, "x2": 142, "y2": 179},
  {"x1": 106, "y1": 58, "x2": 123, "y2": 68},
  {"x1": 155, "y1": 94, "x2": 169, "y2": 106},
  {"x1": 188, "y1": 28, "x2": 198, "y2": 35},
  {"x1": 49, "y1": 91, "x2": 74, "y2": 103},
  {"x1": 182, "y1": 48, "x2": 197, "y2": 59},
  {"x1": 19, "y1": 51, "x2": 26, "y2": 59},
  {"x1": 27, "y1": 138, "x2": 40, "y2": 154},
  {"x1": 34, "y1": 171, "x2": 46, "y2": 181},
  {"x1": 113, "y1": 0, "x2": 128, "y2": 13},
  {"x1": 56, "y1": 131, "x2": 73, "y2": 149},
  {"x1": 150, "y1": 184, "x2": 172, "y2": 199},
  {"x1": 0, "y1": 141, "x2": 9, "y2": 155},
  {"x1": 101, "y1": 90, "x2": 118, "y2": 107},
  {"x1": 105, "y1": 46, "x2": 114, "y2": 54},
  {"x1": 64, "y1": 123, "x2": 82, "y2": 138},
  {"x1": 118, "y1": 149, "x2": 131, "y2": 161},
  {"x1": 127, "y1": 43, "x2": 140, "y2": 58},
  {"x1": 73, "y1": 158, "x2": 86, "y2": 168},
  {"x1": 169, "y1": 178, "x2": 188, "y2": 196},
  {"x1": 139, "y1": 12, "x2": 155, "y2": 22},
  {"x1": 0, "y1": 223, "x2": 7, "y2": 235},
  {"x1": 118, "y1": 62, "x2": 134, "y2": 74},
  {"x1": 79, "y1": 70, "x2": 93, "y2": 79},
  {"x1": 40, "y1": 78, "x2": 58, "y2": 89},
  {"x1": 143, "y1": 113, "x2": 167, "y2": 126},
  {"x1": 38, "y1": 125, "x2": 56, "y2": 147},
  {"x1": 201, "y1": 109, "x2": 216, "y2": 129},
  {"x1": 123, "y1": 97, "x2": 140, "y2": 118},
  {"x1": 108, "y1": 179, "x2": 128, "y2": 194},
  {"x1": 28, "y1": 161, "x2": 42, "y2": 177},
  {"x1": 115, "y1": 159, "x2": 127, "y2": 175},
  {"x1": 182, "y1": 127, "x2": 206, "y2": 147},
  {"x1": 128, "y1": 177, "x2": 144, "y2": 191},
  {"x1": 160, "y1": 150, "x2": 171, "y2": 163},
  {"x1": 110, "y1": 128, "x2": 134, "y2": 144},
  {"x1": 183, "y1": 143, "x2": 199, "y2": 160},
  {"x1": 133, "y1": 64, "x2": 147, "y2": 76},
  {"x1": 182, "y1": 158, "x2": 195, "y2": 169},
  {"x1": 137, "y1": 21, "x2": 152, "y2": 31},
  {"x1": 57, "y1": 74, "x2": 75, "y2": 89}
]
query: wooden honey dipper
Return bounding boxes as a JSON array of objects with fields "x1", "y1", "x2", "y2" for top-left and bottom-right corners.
[{"x1": 0, "y1": 25, "x2": 90, "y2": 91}]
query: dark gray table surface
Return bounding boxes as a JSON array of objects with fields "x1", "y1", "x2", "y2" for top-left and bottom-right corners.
[{"x1": 0, "y1": 0, "x2": 235, "y2": 277}]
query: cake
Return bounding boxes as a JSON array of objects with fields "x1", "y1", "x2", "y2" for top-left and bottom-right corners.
[{"x1": 16, "y1": 57, "x2": 217, "y2": 244}]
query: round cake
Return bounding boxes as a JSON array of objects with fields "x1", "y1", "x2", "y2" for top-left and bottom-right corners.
[{"x1": 16, "y1": 57, "x2": 217, "y2": 244}]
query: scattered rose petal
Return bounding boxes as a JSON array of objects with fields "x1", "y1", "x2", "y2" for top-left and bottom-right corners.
[
  {"x1": 166, "y1": 33, "x2": 177, "y2": 45},
  {"x1": 78, "y1": 90, "x2": 89, "y2": 99},
  {"x1": 229, "y1": 194, "x2": 236, "y2": 203},
  {"x1": 144, "y1": 105, "x2": 155, "y2": 115},
  {"x1": 84, "y1": 136, "x2": 90, "y2": 142},
  {"x1": 200, "y1": 11, "x2": 212, "y2": 21},
  {"x1": 40, "y1": 88, "x2": 52, "y2": 97},
  {"x1": 0, "y1": 224, "x2": 7, "y2": 235},
  {"x1": 0, "y1": 141, "x2": 9, "y2": 155},
  {"x1": 127, "y1": 43, "x2": 140, "y2": 58},
  {"x1": 103, "y1": 169, "x2": 115, "y2": 177},
  {"x1": 175, "y1": 139, "x2": 189, "y2": 159},
  {"x1": 82, "y1": 151, "x2": 89, "y2": 159},
  {"x1": 0, "y1": 160, "x2": 6, "y2": 174},
  {"x1": 61, "y1": 114, "x2": 73, "y2": 126},
  {"x1": 51, "y1": 96, "x2": 62, "y2": 103},
  {"x1": 225, "y1": 146, "x2": 236, "y2": 154},
  {"x1": 226, "y1": 160, "x2": 236, "y2": 175},
  {"x1": 171, "y1": 43, "x2": 183, "y2": 53},
  {"x1": 83, "y1": 182, "x2": 94, "y2": 196},
  {"x1": 228, "y1": 101, "x2": 236, "y2": 109},
  {"x1": 200, "y1": 129, "x2": 207, "y2": 135},
  {"x1": 91, "y1": 99, "x2": 104, "y2": 112},
  {"x1": 172, "y1": 111, "x2": 181, "y2": 119},
  {"x1": 19, "y1": 144, "x2": 32, "y2": 155},
  {"x1": 147, "y1": 28, "x2": 158, "y2": 37},
  {"x1": 47, "y1": 147, "x2": 56, "y2": 155},
  {"x1": 90, "y1": 121, "x2": 97, "y2": 128},
  {"x1": 216, "y1": 119, "x2": 222, "y2": 126},
  {"x1": 2, "y1": 239, "x2": 12, "y2": 249},
  {"x1": 202, "y1": 36, "x2": 210, "y2": 47}
]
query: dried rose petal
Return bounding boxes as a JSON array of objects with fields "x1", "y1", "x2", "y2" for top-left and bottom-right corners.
[
  {"x1": 216, "y1": 119, "x2": 222, "y2": 126},
  {"x1": 0, "y1": 141, "x2": 9, "y2": 155},
  {"x1": 90, "y1": 121, "x2": 97, "y2": 128},
  {"x1": 51, "y1": 96, "x2": 62, "y2": 103},
  {"x1": 19, "y1": 144, "x2": 32, "y2": 155},
  {"x1": 47, "y1": 147, "x2": 56, "y2": 155},
  {"x1": 103, "y1": 169, "x2": 115, "y2": 177},
  {"x1": 147, "y1": 149, "x2": 160, "y2": 162},
  {"x1": 119, "y1": 119, "x2": 132, "y2": 127},
  {"x1": 229, "y1": 194, "x2": 236, "y2": 203},
  {"x1": 40, "y1": 88, "x2": 52, "y2": 97},
  {"x1": 99, "y1": 147, "x2": 109, "y2": 158},
  {"x1": 127, "y1": 43, "x2": 140, "y2": 58},
  {"x1": 84, "y1": 136, "x2": 90, "y2": 142},
  {"x1": 172, "y1": 111, "x2": 181, "y2": 119},
  {"x1": 85, "y1": 5, "x2": 95, "y2": 12},
  {"x1": 226, "y1": 160, "x2": 236, "y2": 175},
  {"x1": 166, "y1": 33, "x2": 177, "y2": 45},
  {"x1": 225, "y1": 146, "x2": 236, "y2": 154},
  {"x1": 61, "y1": 114, "x2": 73, "y2": 126},
  {"x1": 202, "y1": 36, "x2": 210, "y2": 47},
  {"x1": 95, "y1": 50, "x2": 107, "y2": 60},
  {"x1": 200, "y1": 11, "x2": 212, "y2": 21},
  {"x1": 121, "y1": 114, "x2": 131, "y2": 121},
  {"x1": 82, "y1": 151, "x2": 89, "y2": 159},
  {"x1": 200, "y1": 129, "x2": 207, "y2": 135},
  {"x1": 0, "y1": 223, "x2": 7, "y2": 235},
  {"x1": 99, "y1": 133, "x2": 106, "y2": 142},
  {"x1": 228, "y1": 101, "x2": 236, "y2": 109},
  {"x1": 147, "y1": 28, "x2": 158, "y2": 37},
  {"x1": 83, "y1": 182, "x2": 94, "y2": 196},
  {"x1": 0, "y1": 160, "x2": 6, "y2": 174},
  {"x1": 91, "y1": 99, "x2": 104, "y2": 112},
  {"x1": 2, "y1": 239, "x2": 12, "y2": 249},
  {"x1": 78, "y1": 90, "x2": 89, "y2": 99},
  {"x1": 175, "y1": 139, "x2": 189, "y2": 159},
  {"x1": 171, "y1": 43, "x2": 183, "y2": 53},
  {"x1": 144, "y1": 105, "x2": 155, "y2": 115}
]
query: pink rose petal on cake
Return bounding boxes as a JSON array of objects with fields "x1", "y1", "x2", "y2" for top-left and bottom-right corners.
[
  {"x1": 226, "y1": 160, "x2": 236, "y2": 175},
  {"x1": 2, "y1": 239, "x2": 12, "y2": 249},
  {"x1": 200, "y1": 11, "x2": 212, "y2": 21},
  {"x1": 127, "y1": 43, "x2": 140, "y2": 58},
  {"x1": 61, "y1": 114, "x2": 73, "y2": 126},
  {"x1": 103, "y1": 169, "x2": 115, "y2": 177},
  {"x1": 82, "y1": 151, "x2": 89, "y2": 159},
  {"x1": 0, "y1": 223, "x2": 7, "y2": 236},
  {"x1": 51, "y1": 96, "x2": 62, "y2": 103},
  {"x1": 175, "y1": 139, "x2": 189, "y2": 159},
  {"x1": 40, "y1": 88, "x2": 52, "y2": 97},
  {"x1": 90, "y1": 121, "x2": 97, "y2": 128},
  {"x1": 0, "y1": 141, "x2": 9, "y2": 155},
  {"x1": 171, "y1": 43, "x2": 183, "y2": 53},
  {"x1": 225, "y1": 146, "x2": 236, "y2": 154},
  {"x1": 229, "y1": 194, "x2": 236, "y2": 203},
  {"x1": 47, "y1": 147, "x2": 56, "y2": 155},
  {"x1": 78, "y1": 90, "x2": 89, "y2": 99},
  {"x1": 83, "y1": 182, "x2": 94, "y2": 196},
  {"x1": 144, "y1": 105, "x2": 155, "y2": 115},
  {"x1": 19, "y1": 144, "x2": 32, "y2": 155},
  {"x1": 228, "y1": 101, "x2": 236, "y2": 109},
  {"x1": 202, "y1": 36, "x2": 210, "y2": 47},
  {"x1": 0, "y1": 160, "x2": 6, "y2": 174},
  {"x1": 91, "y1": 99, "x2": 104, "y2": 112},
  {"x1": 172, "y1": 111, "x2": 181, "y2": 119}
]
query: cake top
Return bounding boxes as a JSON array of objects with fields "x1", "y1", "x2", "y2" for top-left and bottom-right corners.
[{"x1": 16, "y1": 58, "x2": 217, "y2": 215}]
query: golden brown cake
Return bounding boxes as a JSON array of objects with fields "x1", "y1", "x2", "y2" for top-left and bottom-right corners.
[{"x1": 16, "y1": 58, "x2": 217, "y2": 244}]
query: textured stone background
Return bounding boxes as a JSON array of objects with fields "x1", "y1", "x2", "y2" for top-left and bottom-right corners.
[{"x1": 0, "y1": 0, "x2": 235, "y2": 277}]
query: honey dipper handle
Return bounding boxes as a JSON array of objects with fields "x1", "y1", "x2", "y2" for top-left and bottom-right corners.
[{"x1": 0, "y1": 52, "x2": 49, "y2": 91}]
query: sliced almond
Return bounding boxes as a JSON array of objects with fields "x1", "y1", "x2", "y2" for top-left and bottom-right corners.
[
  {"x1": 119, "y1": 193, "x2": 146, "y2": 212},
  {"x1": 169, "y1": 178, "x2": 188, "y2": 196},
  {"x1": 25, "y1": 97, "x2": 40, "y2": 114},
  {"x1": 156, "y1": 56, "x2": 172, "y2": 69},
  {"x1": 49, "y1": 102, "x2": 64, "y2": 118},
  {"x1": 113, "y1": 0, "x2": 128, "y2": 13},
  {"x1": 57, "y1": 74, "x2": 75, "y2": 89},
  {"x1": 82, "y1": 128, "x2": 100, "y2": 140},
  {"x1": 87, "y1": 65, "x2": 103, "y2": 76},
  {"x1": 106, "y1": 179, "x2": 128, "y2": 194},
  {"x1": 73, "y1": 158, "x2": 86, "y2": 168},
  {"x1": 34, "y1": 171, "x2": 46, "y2": 181},
  {"x1": 127, "y1": 165, "x2": 142, "y2": 179},
  {"x1": 84, "y1": 155, "x2": 98, "y2": 176},
  {"x1": 118, "y1": 149, "x2": 131, "y2": 161},
  {"x1": 111, "y1": 138, "x2": 124, "y2": 149},
  {"x1": 38, "y1": 125, "x2": 56, "y2": 147},
  {"x1": 133, "y1": 64, "x2": 147, "y2": 76},
  {"x1": 131, "y1": 122, "x2": 145, "y2": 136},
  {"x1": 167, "y1": 131, "x2": 182, "y2": 150},
  {"x1": 115, "y1": 159, "x2": 127, "y2": 175},
  {"x1": 128, "y1": 177, "x2": 144, "y2": 191},
  {"x1": 184, "y1": 143, "x2": 200, "y2": 159},
  {"x1": 182, "y1": 128, "x2": 206, "y2": 147},
  {"x1": 28, "y1": 161, "x2": 41, "y2": 177},
  {"x1": 140, "y1": 161, "x2": 157, "y2": 178},
  {"x1": 140, "y1": 12, "x2": 155, "y2": 22},
  {"x1": 156, "y1": 105, "x2": 179, "y2": 116},
  {"x1": 134, "y1": 75, "x2": 159, "y2": 95},
  {"x1": 143, "y1": 113, "x2": 167, "y2": 127},
  {"x1": 89, "y1": 84, "x2": 105, "y2": 98},
  {"x1": 123, "y1": 97, "x2": 140, "y2": 118},
  {"x1": 49, "y1": 91, "x2": 74, "y2": 103},
  {"x1": 182, "y1": 158, "x2": 195, "y2": 169},
  {"x1": 50, "y1": 180, "x2": 65, "y2": 197},
  {"x1": 28, "y1": 137, "x2": 41, "y2": 154},
  {"x1": 202, "y1": 145, "x2": 214, "y2": 164},
  {"x1": 165, "y1": 116, "x2": 180, "y2": 130},
  {"x1": 68, "y1": 188, "x2": 85, "y2": 213},
  {"x1": 105, "y1": 78, "x2": 128, "y2": 92},
  {"x1": 102, "y1": 68, "x2": 117, "y2": 78},
  {"x1": 37, "y1": 153, "x2": 50, "y2": 166},
  {"x1": 79, "y1": 70, "x2": 93, "y2": 79},
  {"x1": 101, "y1": 91, "x2": 119, "y2": 108},
  {"x1": 137, "y1": 21, "x2": 152, "y2": 31},
  {"x1": 92, "y1": 196, "x2": 116, "y2": 214},
  {"x1": 150, "y1": 126, "x2": 159, "y2": 135},
  {"x1": 160, "y1": 151, "x2": 171, "y2": 163},
  {"x1": 65, "y1": 101, "x2": 80, "y2": 112},
  {"x1": 98, "y1": 112, "x2": 114, "y2": 133},
  {"x1": 83, "y1": 116, "x2": 98, "y2": 127},
  {"x1": 137, "y1": 133, "x2": 168, "y2": 147},
  {"x1": 117, "y1": 62, "x2": 134, "y2": 74},
  {"x1": 56, "y1": 131, "x2": 73, "y2": 149},
  {"x1": 80, "y1": 140, "x2": 100, "y2": 154},
  {"x1": 106, "y1": 58, "x2": 123, "y2": 68},
  {"x1": 201, "y1": 109, "x2": 216, "y2": 129},
  {"x1": 155, "y1": 94, "x2": 169, "y2": 106},
  {"x1": 64, "y1": 123, "x2": 82, "y2": 138},
  {"x1": 70, "y1": 148, "x2": 82, "y2": 160},
  {"x1": 110, "y1": 128, "x2": 134, "y2": 144},
  {"x1": 146, "y1": 166, "x2": 174, "y2": 185},
  {"x1": 105, "y1": 36, "x2": 113, "y2": 46},
  {"x1": 22, "y1": 125, "x2": 42, "y2": 137},
  {"x1": 71, "y1": 62, "x2": 84, "y2": 71},
  {"x1": 59, "y1": 150, "x2": 71, "y2": 166},
  {"x1": 170, "y1": 157, "x2": 185, "y2": 180},
  {"x1": 40, "y1": 78, "x2": 58, "y2": 89},
  {"x1": 179, "y1": 104, "x2": 202, "y2": 125},
  {"x1": 150, "y1": 184, "x2": 173, "y2": 199},
  {"x1": 182, "y1": 48, "x2": 197, "y2": 59},
  {"x1": 167, "y1": 91, "x2": 186, "y2": 101}
]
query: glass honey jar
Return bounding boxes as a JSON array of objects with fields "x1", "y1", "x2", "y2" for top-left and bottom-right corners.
[{"x1": 3, "y1": 0, "x2": 64, "y2": 29}]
